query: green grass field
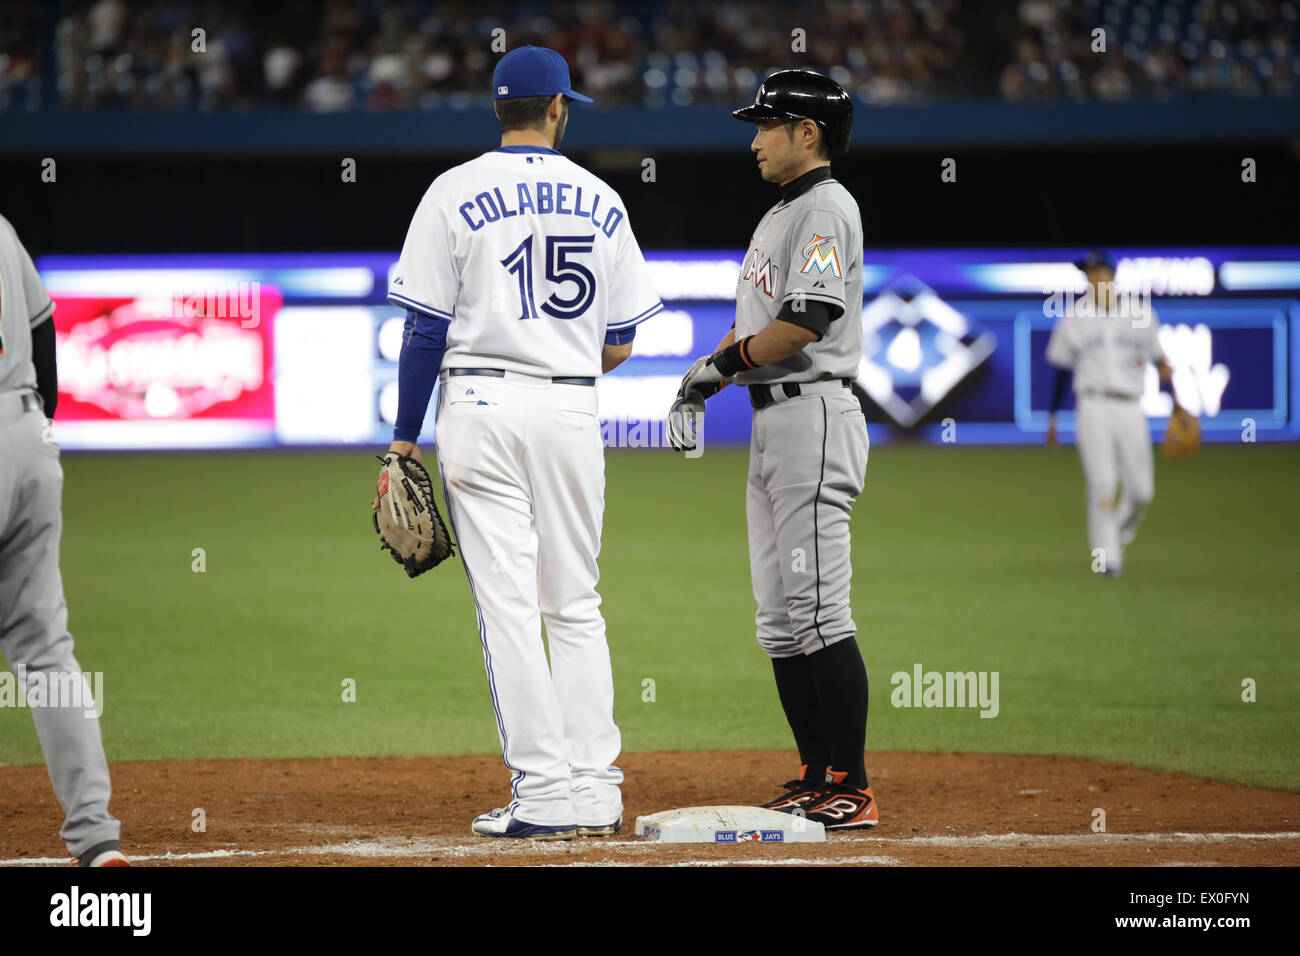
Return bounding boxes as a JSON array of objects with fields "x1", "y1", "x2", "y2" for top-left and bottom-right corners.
[{"x1": 2, "y1": 443, "x2": 1297, "y2": 791}]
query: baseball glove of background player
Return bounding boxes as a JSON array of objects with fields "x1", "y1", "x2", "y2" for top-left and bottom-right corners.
[
  {"x1": 1160, "y1": 405, "x2": 1201, "y2": 460},
  {"x1": 372, "y1": 452, "x2": 455, "y2": 577}
]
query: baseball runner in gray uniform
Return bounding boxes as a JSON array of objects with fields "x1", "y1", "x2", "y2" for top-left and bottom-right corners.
[
  {"x1": 670, "y1": 71, "x2": 877, "y2": 829},
  {"x1": 0, "y1": 214, "x2": 128, "y2": 867}
]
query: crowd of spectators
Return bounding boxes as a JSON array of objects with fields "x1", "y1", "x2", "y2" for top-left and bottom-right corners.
[
  {"x1": 1002, "y1": 0, "x2": 1299, "y2": 100},
  {"x1": 0, "y1": 0, "x2": 1295, "y2": 112}
]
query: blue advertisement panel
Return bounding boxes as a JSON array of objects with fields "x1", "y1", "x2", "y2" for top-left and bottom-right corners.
[{"x1": 36, "y1": 247, "x2": 1298, "y2": 450}]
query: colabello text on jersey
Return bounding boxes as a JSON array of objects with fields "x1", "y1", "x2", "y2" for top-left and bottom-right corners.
[{"x1": 458, "y1": 182, "x2": 625, "y2": 238}]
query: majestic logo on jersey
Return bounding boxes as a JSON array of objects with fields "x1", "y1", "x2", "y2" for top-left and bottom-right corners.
[
  {"x1": 741, "y1": 249, "x2": 777, "y2": 299},
  {"x1": 857, "y1": 276, "x2": 996, "y2": 428},
  {"x1": 799, "y1": 233, "x2": 842, "y2": 279}
]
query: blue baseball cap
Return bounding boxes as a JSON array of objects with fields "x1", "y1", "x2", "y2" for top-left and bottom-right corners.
[
  {"x1": 1074, "y1": 249, "x2": 1116, "y2": 272},
  {"x1": 492, "y1": 46, "x2": 593, "y2": 103}
]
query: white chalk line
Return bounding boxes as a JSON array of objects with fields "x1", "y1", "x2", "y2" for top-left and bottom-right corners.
[
  {"x1": 4, "y1": 831, "x2": 1297, "y2": 867},
  {"x1": 0, "y1": 837, "x2": 666, "y2": 867},
  {"x1": 848, "y1": 831, "x2": 1300, "y2": 848},
  {"x1": 670, "y1": 855, "x2": 901, "y2": 867},
  {"x1": 552, "y1": 855, "x2": 903, "y2": 867}
]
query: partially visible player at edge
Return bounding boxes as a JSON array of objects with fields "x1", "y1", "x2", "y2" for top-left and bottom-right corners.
[
  {"x1": 0, "y1": 214, "x2": 129, "y2": 866},
  {"x1": 1045, "y1": 249, "x2": 1175, "y2": 577},
  {"x1": 385, "y1": 46, "x2": 663, "y2": 840},
  {"x1": 676, "y1": 71, "x2": 877, "y2": 829}
]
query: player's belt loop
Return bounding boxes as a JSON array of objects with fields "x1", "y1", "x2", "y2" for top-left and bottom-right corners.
[
  {"x1": 1081, "y1": 388, "x2": 1139, "y2": 402},
  {"x1": 0, "y1": 390, "x2": 43, "y2": 420},
  {"x1": 446, "y1": 368, "x2": 507, "y2": 379},
  {"x1": 445, "y1": 367, "x2": 594, "y2": 387},
  {"x1": 749, "y1": 379, "x2": 851, "y2": 410},
  {"x1": 749, "y1": 383, "x2": 798, "y2": 410}
]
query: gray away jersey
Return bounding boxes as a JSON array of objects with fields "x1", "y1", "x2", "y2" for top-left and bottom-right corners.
[
  {"x1": 733, "y1": 175, "x2": 863, "y2": 386},
  {"x1": 0, "y1": 213, "x2": 55, "y2": 396}
]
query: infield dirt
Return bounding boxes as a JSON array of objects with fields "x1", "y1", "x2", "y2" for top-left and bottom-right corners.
[{"x1": 4, "y1": 750, "x2": 1299, "y2": 866}]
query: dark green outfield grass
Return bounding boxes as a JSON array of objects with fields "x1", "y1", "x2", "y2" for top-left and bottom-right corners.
[{"x1": 1, "y1": 442, "x2": 1297, "y2": 791}]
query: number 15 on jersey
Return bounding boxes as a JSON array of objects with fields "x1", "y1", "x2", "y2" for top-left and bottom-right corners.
[{"x1": 500, "y1": 234, "x2": 597, "y2": 321}]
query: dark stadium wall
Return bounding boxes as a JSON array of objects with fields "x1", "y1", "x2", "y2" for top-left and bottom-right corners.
[{"x1": 1, "y1": 142, "x2": 1296, "y2": 255}]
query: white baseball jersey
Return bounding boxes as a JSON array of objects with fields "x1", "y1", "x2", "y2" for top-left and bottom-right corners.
[
  {"x1": 388, "y1": 147, "x2": 663, "y2": 375},
  {"x1": 1046, "y1": 298, "x2": 1163, "y2": 397}
]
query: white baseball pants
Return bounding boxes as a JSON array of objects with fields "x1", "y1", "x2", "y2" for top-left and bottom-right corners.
[
  {"x1": 434, "y1": 371, "x2": 622, "y2": 828},
  {"x1": 1075, "y1": 394, "x2": 1155, "y2": 574}
]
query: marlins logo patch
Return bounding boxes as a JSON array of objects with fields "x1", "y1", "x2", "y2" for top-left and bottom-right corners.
[{"x1": 800, "y1": 234, "x2": 842, "y2": 279}]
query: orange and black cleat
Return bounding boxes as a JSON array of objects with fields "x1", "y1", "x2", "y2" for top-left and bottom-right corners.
[
  {"x1": 76, "y1": 840, "x2": 131, "y2": 867},
  {"x1": 759, "y1": 765, "x2": 825, "y2": 813},
  {"x1": 804, "y1": 770, "x2": 879, "y2": 830}
]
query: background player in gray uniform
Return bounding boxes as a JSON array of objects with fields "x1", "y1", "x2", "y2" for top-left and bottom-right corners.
[
  {"x1": 0, "y1": 214, "x2": 127, "y2": 867},
  {"x1": 674, "y1": 71, "x2": 876, "y2": 829}
]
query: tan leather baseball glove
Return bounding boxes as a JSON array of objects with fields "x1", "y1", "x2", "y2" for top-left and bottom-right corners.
[
  {"x1": 1160, "y1": 405, "x2": 1201, "y2": 461},
  {"x1": 372, "y1": 453, "x2": 455, "y2": 577}
]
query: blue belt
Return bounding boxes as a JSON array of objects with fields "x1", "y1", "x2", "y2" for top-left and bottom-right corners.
[{"x1": 446, "y1": 368, "x2": 595, "y2": 387}]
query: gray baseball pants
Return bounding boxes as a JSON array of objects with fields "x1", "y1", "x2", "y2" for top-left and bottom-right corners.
[
  {"x1": 746, "y1": 385, "x2": 869, "y2": 658},
  {"x1": 0, "y1": 392, "x2": 120, "y2": 858}
]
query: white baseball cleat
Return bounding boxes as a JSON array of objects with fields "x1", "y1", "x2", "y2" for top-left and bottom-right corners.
[
  {"x1": 471, "y1": 804, "x2": 577, "y2": 840},
  {"x1": 576, "y1": 817, "x2": 622, "y2": 837}
]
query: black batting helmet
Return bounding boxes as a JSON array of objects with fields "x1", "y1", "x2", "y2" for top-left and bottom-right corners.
[{"x1": 731, "y1": 70, "x2": 853, "y2": 153}]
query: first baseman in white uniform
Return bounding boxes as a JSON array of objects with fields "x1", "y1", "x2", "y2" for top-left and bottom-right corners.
[
  {"x1": 386, "y1": 47, "x2": 662, "y2": 839},
  {"x1": 0, "y1": 214, "x2": 129, "y2": 866},
  {"x1": 1046, "y1": 249, "x2": 1173, "y2": 577}
]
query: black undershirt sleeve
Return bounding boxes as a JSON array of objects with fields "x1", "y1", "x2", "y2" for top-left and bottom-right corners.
[
  {"x1": 31, "y1": 317, "x2": 58, "y2": 417},
  {"x1": 776, "y1": 298, "x2": 840, "y2": 340},
  {"x1": 1048, "y1": 366, "x2": 1071, "y2": 414}
]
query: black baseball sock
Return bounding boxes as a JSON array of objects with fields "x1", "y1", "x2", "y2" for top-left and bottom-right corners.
[
  {"x1": 807, "y1": 637, "x2": 870, "y2": 790},
  {"x1": 771, "y1": 653, "x2": 829, "y2": 781}
]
